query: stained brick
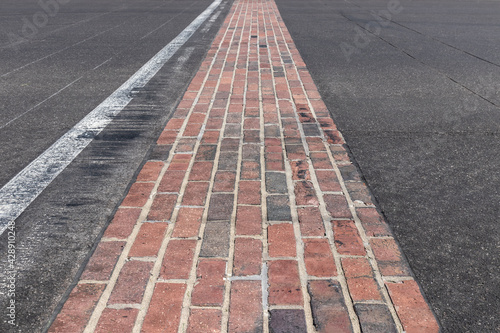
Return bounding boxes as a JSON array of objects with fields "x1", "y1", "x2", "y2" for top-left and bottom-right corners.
[
  {"x1": 332, "y1": 220, "x2": 365, "y2": 256},
  {"x1": 196, "y1": 145, "x2": 218, "y2": 161},
  {"x1": 303, "y1": 238, "x2": 337, "y2": 277},
  {"x1": 323, "y1": 194, "x2": 352, "y2": 218},
  {"x1": 345, "y1": 182, "x2": 374, "y2": 205},
  {"x1": 338, "y1": 164, "x2": 362, "y2": 182},
  {"x1": 370, "y1": 238, "x2": 411, "y2": 276},
  {"x1": 268, "y1": 260, "x2": 302, "y2": 305},
  {"x1": 141, "y1": 283, "x2": 186, "y2": 333},
  {"x1": 290, "y1": 160, "x2": 310, "y2": 180},
  {"x1": 307, "y1": 280, "x2": 353, "y2": 333},
  {"x1": 228, "y1": 281, "x2": 263, "y2": 332},
  {"x1": 294, "y1": 181, "x2": 319, "y2": 206},
  {"x1": 315, "y1": 170, "x2": 341, "y2": 192},
  {"x1": 191, "y1": 259, "x2": 226, "y2": 306},
  {"x1": 108, "y1": 260, "x2": 153, "y2": 304},
  {"x1": 355, "y1": 207, "x2": 392, "y2": 237},
  {"x1": 310, "y1": 152, "x2": 333, "y2": 170}
]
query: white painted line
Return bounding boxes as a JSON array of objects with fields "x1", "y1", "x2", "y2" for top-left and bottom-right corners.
[{"x1": 0, "y1": 0, "x2": 223, "y2": 236}]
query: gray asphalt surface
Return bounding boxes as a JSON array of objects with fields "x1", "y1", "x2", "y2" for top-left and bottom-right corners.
[
  {"x1": 0, "y1": 0, "x2": 231, "y2": 331},
  {"x1": 275, "y1": 0, "x2": 500, "y2": 332}
]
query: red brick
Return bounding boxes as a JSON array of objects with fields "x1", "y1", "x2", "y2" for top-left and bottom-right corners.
[
  {"x1": 307, "y1": 280, "x2": 353, "y2": 333},
  {"x1": 342, "y1": 257, "x2": 374, "y2": 278},
  {"x1": 95, "y1": 308, "x2": 138, "y2": 333},
  {"x1": 160, "y1": 239, "x2": 197, "y2": 280},
  {"x1": 310, "y1": 152, "x2": 333, "y2": 169},
  {"x1": 129, "y1": 222, "x2": 168, "y2": 257},
  {"x1": 228, "y1": 281, "x2": 263, "y2": 332},
  {"x1": 315, "y1": 170, "x2": 342, "y2": 192},
  {"x1": 172, "y1": 207, "x2": 204, "y2": 238},
  {"x1": 81, "y1": 241, "x2": 125, "y2": 281},
  {"x1": 346, "y1": 276, "x2": 382, "y2": 302},
  {"x1": 332, "y1": 220, "x2": 366, "y2": 256},
  {"x1": 175, "y1": 138, "x2": 197, "y2": 153},
  {"x1": 303, "y1": 238, "x2": 337, "y2": 277},
  {"x1": 104, "y1": 208, "x2": 141, "y2": 239},
  {"x1": 121, "y1": 182, "x2": 155, "y2": 207},
  {"x1": 189, "y1": 162, "x2": 214, "y2": 181},
  {"x1": 294, "y1": 181, "x2": 319, "y2": 206},
  {"x1": 268, "y1": 223, "x2": 296, "y2": 258},
  {"x1": 235, "y1": 205, "x2": 262, "y2": 235},
  {"x1": 182, "y1": 182, "x2": 209, "y2": 206},
  {"x1": 370, "y1": 238, "x2": 410, "y2": 276},
  {"x1": 233, "y1": 238, "x2": 262, "y2": 276},
  {"x1": 355, "y1": 207, "x2": 392, "y2": 237},
  {"x1": 306, "y1": 137, "x2": 326, "y2": 152},
  {"x1": 147, "y1": 193, "x2": 177, "y2": 221},
  {"x1": 386, "y1": 280, "x2": 440, "y2": 333},
  {"x1": 108, "y1": 260, "x2": 153, "y2": 304},
  {"x1": 323, "y1": 194, "x2": 352, "y2": 218},
  {"x1": 187, "y1": 309, "x2": 222, "y2": 333},
  {"x1": 48, "y1": 284, "x2": 105, "y2": 333},
  {"x1": 238, "y1": 181, "x2": 261, "y2": 205},
  {"x1": 183, "y1": 123, "x2": 203, "y2": 137},
  {"x1": 191, "y1": 260, "x2": 226, "y2": 306},
  {"x1": 141, "y1": 283, "x2": 186, "y2": 333},
  {"x1": 158, "y1": 171, "x2": 185, "y2": 193},
  {"x1": 137, "y1": 161, "x2": 164, "y2": 182},
  {"x1": 213, "y1": 171, "x2": 236, "y2": 192},
  {"x1": 330, "y1": 145, "x2": 350, "y2": 162},
  {"x1": 244, "y1": 118, "x2": 260, "y2": 129},
  {"x1": 297, "y1": 206, "x2": 325, "y2": 236},
  {"x1": 268, "y1": 260, "x2": 302, "y2": 305},
  {"x1": 290, "y1": 160, "x2": 310, "y2": 180},
  {"x1": 202, "y1": 130, "x2": 220, "y2": 144}
]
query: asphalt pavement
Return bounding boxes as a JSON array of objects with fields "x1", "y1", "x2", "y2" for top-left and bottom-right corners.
[
  {"x1": 275, "y1": 0, "x2": 500, "y2": 331},
  {"x1": 0, "y1": 0, "x2": 231, "y2": 331}
]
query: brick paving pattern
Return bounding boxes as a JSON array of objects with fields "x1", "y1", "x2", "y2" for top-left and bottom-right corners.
[{"x1": 49, "y1": 0, "x2": 440, "y2": 331}]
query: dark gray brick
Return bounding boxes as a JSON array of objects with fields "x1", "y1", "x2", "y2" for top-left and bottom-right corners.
[
  {"x1": 207, "y1": 193, "x2": 234, "y2": 221},
  {"x1": 218, "y1": 152, "x2": 239, "y2": 170},
  {"x1": 302, "y1": 123, "x2": 321, "y2": 137},
  {"x1": 200, "y1": 221, "x2": 230, "y2": 257},
  {"x1": 354, "y1": 304, "x2": 397, "y2": 333},
  {"x1": 265, "y1": 172, "x2": 288, "y2": 194},
  {"x1": 267, "y1": 195, "x2": 291, "y2": 221},
  {"x1": 269, "y1": 309, "x2": 307, "y2": 333}
]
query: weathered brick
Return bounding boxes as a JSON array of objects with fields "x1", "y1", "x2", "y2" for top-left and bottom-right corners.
[
  {"x1": 183, "y1": 182, "x2": 209, "y2": 206},
  {"x1": 218, "y1": 152, "x2": 239, "y2": 170},
  {"x1": 168, "y1": 154, "x2": 192, "y2": 171},
  {"x1": 121, "y1": 182, "x2": 155, "y2": 207},
  {"x1": 338, "y1": 164, "x2": 362, "y2": 182},
  {"x1": 269, "y1": 309, "x2": 307, "y2": 333},
  {"x1": 290, "y1": 160, "x2": 310, "y2": 180},
  {"x1": 213, "y1": 171, "x2": 237, "y2": 192},
  {"x1": 141, "y1": 283, "x2": 186, "y2": 333},
  {"x1": 104, "y1": 208, "x2": 141, "y2": 239},
  {"x1": 268, "y1": 260, "x2": 302, "y2": 305},
  {"x1": 191, "y1": 259, "x2": 226, "y2": 306},
  {"x1": 95, "y1": 308, "x2": 138, "y2": 333},
  {"x1": 268, "y1": 223, "x2": 296, "y2": 258},
  {"x1": 310, "y1": 152, "x2": 333, "y2": 170},
  {"x1": 48, "y1": 284, "x2": 105, "y2": 333},
  {"x1": 385, "y1": 280, "x2": 440, "y2": 333},
  {"x1": 345, "y1": 182, "x2": 374, "y2": 205},
  {"x1": 81, "y1": 241, "x2": 125, "y2": 281},
  {"x1": 332, "y1": 220, "x2": 366, "y2": 256},
  {"x1": 303, "y1": 238, "x2": 337, "y2": 277},
  {"x1": 200, "y1": 221, "x2": 231, "y2": 257},
  {"x1": 175, "y1": 138, "x2": 197, "y2": 153},
  {"x1": 242, "y1": 144, "x2": 260, "y2": 161},
  {"x1": 228, "y1": 281, "x2": 263, "y2": 332},
  {"x1": 147, "y1": 193, "x2": 177, "y2": 221},
  {"x1": 108, "y1": 260, "x2": 153, "y2": 304},
  {"x1": 187, "y1": 309, "x2": 222, "y2": 333},
  {"x1": 160, "y1": 239, "x2": 197, "y2": 280},
  {"x1": 129, "y1": 222, "x2": 168, "y2": 257},
  {"x1": 196, "y1": 145, "x2": 218, "y2": 161},
  {"x1": 267, "y1": 195, "x2": 291, "y2": 221},
  {"x1": 241, "y1": 161, "x2": 260, "y2": 179},
  {"x1": 235, "y1": 205, "x2": 262, "y2": 235},
  {"x1": 294, "y1": 181, "x2": 319, "y2": 206},
  {"x1": 286, "y1": 145, "x2": 307, "y2": 160},
  {"x1": 323, "y1": 194, "x2": 352, "y2": 218},
  {"x1": 354, "y1": 304, "x2": 397, "y2": 333},
  {"x1": 233, "y1": 238, "x2": 262, "y2": 276},
  {"x1": 265, "y1": 172, "x2": 288, "y2": 194},
  {"x1": 172, "y1": 207, "x2": 204, "y2": 238},
  {"x1": 307, "y1": 280, "x2": 353, "y2": 333},
  {"x1": 189, "y1": 161, "x2": 214, "y2": 181}
]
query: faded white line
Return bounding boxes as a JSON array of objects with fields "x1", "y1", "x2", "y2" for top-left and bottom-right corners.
[{"x1": 0, "y1": 0, "x2": 223, "y2": 235}]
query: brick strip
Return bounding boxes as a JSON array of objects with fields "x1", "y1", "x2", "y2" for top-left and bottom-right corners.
[{"x1": 49, "y1": 0, "x2": 440, "y2": 332}]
